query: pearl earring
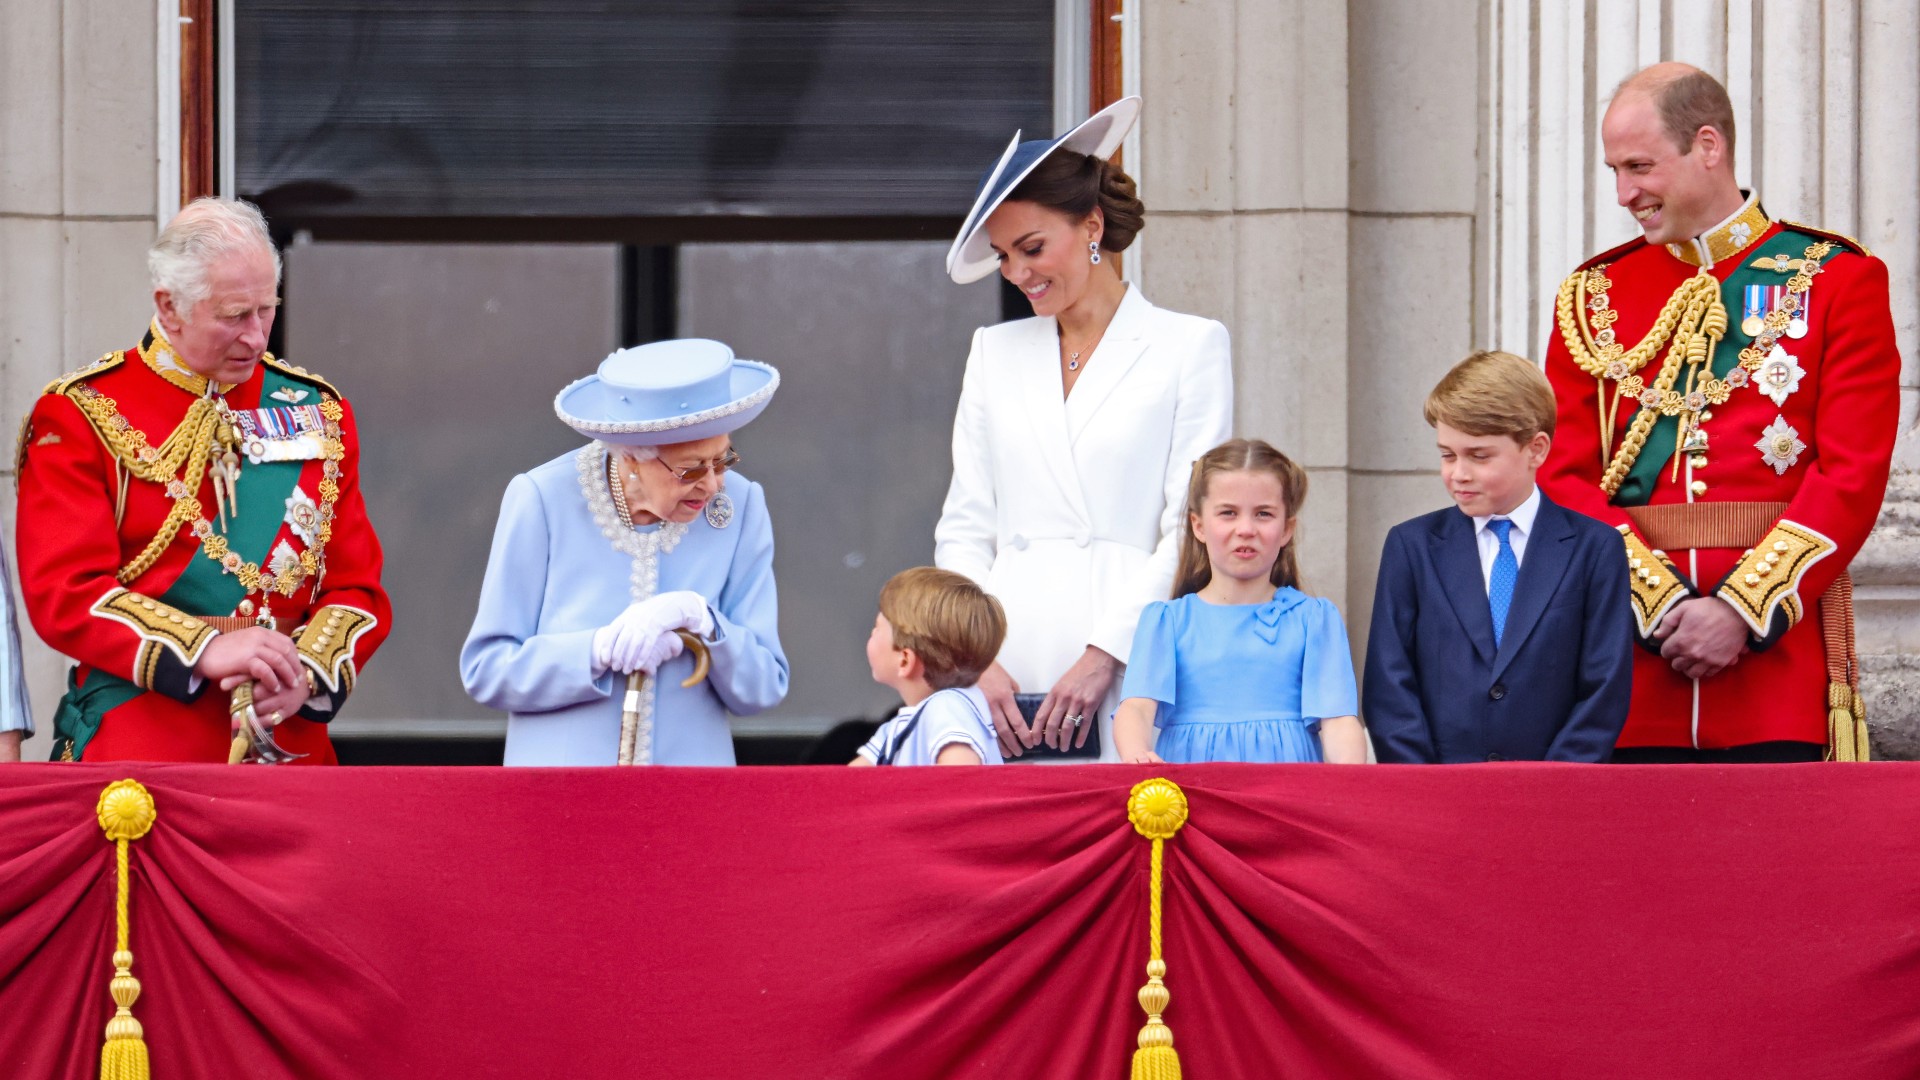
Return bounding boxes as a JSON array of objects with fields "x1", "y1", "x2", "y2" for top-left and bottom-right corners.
[{"x1": 1088, "y1": 241, "x2": 1101, "y2": 265}]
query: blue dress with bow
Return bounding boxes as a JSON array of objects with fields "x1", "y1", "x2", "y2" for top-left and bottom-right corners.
[{"x1": 1119, "y1": 588, "x2": 1358, "y2": 763}]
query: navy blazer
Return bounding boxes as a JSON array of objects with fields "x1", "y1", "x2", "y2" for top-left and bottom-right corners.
[{"x1": 1363, "y1": 492, "x2": 1632, "y2": 763}]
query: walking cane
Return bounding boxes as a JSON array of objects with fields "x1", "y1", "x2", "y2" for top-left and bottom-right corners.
[{"x1": 617, "y1": 630, "x2": 712, "y2": 766}]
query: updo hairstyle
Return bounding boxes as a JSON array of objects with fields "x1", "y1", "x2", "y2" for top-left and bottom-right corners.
[{"x1": 1004, "y1": 150, "x2": 1146, "y2": 253}]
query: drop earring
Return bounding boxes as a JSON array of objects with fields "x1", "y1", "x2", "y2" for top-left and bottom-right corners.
[{"x1": 1088, "y1": 241, "x2": 1102, "y2": 265}]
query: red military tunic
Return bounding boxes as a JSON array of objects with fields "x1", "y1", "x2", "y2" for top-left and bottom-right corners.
[
  {"x1": 1540, "y1": 195, "x2": 1899, "y2": 751},
  {"x1": 16, "y1": 329, "x2": 390, "y2": 762}
]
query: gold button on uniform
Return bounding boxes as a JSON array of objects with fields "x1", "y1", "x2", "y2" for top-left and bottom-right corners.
[{"x1": 1690, "y1": 480, "x2": 1708, "y2": 496}]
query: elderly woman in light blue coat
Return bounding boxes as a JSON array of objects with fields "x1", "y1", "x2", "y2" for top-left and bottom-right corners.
[{"x1": 461, "y1": 339, "x2": 789, "y2": 765}]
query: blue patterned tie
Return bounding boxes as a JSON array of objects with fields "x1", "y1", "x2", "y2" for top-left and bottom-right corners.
[{"x1": 1488, "y1": 518, "x2": 1518, "y2": 646}]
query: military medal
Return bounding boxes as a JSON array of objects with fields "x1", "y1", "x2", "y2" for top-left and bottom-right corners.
[
  {"x1": 1740, "y1": 285, "x2": 1768, "y2": 338},
  {"x1": 1755, "y1": 415, "x2": 1805, "y2": 475},
  {"x1": 1758, "y1": 345, "x2": 1805, "y2": 407},
  {"x1": 284, "y1": 485, "x2": 321, "y2": 546}
]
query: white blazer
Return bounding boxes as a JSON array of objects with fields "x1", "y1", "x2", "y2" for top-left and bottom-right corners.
[{"x1": 935, "y1": 285, "x2": 1233, "y2": 756}]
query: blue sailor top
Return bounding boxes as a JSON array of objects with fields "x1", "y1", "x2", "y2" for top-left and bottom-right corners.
[{"x1": 461, "y1": 443, "x2": 790, "y2": 765}]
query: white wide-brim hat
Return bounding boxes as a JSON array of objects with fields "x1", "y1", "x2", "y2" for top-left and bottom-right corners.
[
  {"x1": 554, "y1": 338, "x2": 780, "y2": 446},
  {"x1": 945, "y1": 96, "x2": 1142, "y2": 285}
]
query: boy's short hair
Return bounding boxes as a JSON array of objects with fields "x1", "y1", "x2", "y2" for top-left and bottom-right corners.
[
  {"x1": 1423, "y1": 350, "x2": 1557, "y2": 443},
  {"x1": 879, "y1": 568, "x2": 1007, "y2": 691}
]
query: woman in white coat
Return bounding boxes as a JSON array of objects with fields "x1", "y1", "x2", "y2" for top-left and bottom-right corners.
[{"x1": 936, "y1": 97, "x2": 1233, "y2": 761}]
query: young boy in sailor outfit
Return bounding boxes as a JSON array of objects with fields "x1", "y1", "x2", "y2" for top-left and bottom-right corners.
[{"x1": 851, "y1": 568, "x2": 1006, "y2": 767}]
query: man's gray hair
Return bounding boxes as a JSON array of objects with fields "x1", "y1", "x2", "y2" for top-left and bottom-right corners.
[{"x1": 148, "y1": 197, "x2": 282, "y2": 318}]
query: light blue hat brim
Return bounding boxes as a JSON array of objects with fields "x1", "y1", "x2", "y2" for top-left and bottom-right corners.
[
  {"x1": 946, "y1": 96, "x2": 1142, "y2": 285},
  {"x1": 555, "y1": 359, "x2": 780, "y2": 446}
]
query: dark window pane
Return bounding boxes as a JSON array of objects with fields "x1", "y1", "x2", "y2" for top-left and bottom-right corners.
[{"x1": 235, "y1": 1, "x2": 1054, "y2": 224}]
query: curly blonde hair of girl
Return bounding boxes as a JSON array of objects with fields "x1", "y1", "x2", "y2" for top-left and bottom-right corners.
[{"x1": 1172, "y1": 439, "x2": 1309, "y2": 599}]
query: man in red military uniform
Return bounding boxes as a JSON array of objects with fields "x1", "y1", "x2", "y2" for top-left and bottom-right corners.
[
  {"x1": 16, "y1": 197, "x2": 389, "y2": 763},
  {"x1": 1539, "y1": 63, "x2": 1899, "y2": 762}
]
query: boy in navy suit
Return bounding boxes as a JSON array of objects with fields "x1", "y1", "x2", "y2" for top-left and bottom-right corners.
[{"x1": 1364, "y1": 351, "x2": 1632, "y2": 762}]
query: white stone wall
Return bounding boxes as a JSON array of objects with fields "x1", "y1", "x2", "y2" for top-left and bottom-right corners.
[
  {"x1": 1, "y1": 0, "x2": 160, "y2": 760},
  {"x1": 1133, "y1": 0, "x2": 1365, "y2": 615},
  {"x1": 1134, "y1": 0, "x2": 1479, "y2": 654}
]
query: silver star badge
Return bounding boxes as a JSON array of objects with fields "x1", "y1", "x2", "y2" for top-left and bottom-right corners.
[
  {"x1": 1755, "y1": 415, "x2": 1805, "y2": 475},
  {"x1": 269, "y1": 539, "x2": 303, "y2": 581},
  {"x1": 1757, "y1": 345, "x2": 1804, "y2": 407},
  {"x1": 283, "y1": 485, "x2": 321, "y2": 546}
]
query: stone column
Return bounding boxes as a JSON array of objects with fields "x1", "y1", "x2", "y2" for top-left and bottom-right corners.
[
  {"x1": 0, "y1": 0, "x2": 160, "y2": 759},
  {"x1": 1344, "y1": 0, "x2": 1483, "y2": 652},
  {"x1": 1483, "y1": 0, "x2": 1920, "y2": 754},
  {"x1": 1133, "y1": 0, "x2": 1353, "y2": 609}
]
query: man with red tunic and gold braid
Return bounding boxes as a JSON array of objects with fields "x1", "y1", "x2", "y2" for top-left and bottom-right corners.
[
  {"x1": 1540, "y1": 63, "x2": 1899, "y2": 763},
  {"x1": 16, "y1": 197, "x2": 389, "y2": 764}
]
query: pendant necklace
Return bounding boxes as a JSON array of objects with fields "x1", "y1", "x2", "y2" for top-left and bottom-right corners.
[{"x1": 1062, "y1": 329, "x2": 1105, "y2": 372}]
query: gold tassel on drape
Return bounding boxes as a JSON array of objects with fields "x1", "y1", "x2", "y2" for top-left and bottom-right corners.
[
  {"x1": 1125, "y1": 778, "x2": 1190, "y2": 1080},
  {"x1": 96, "y1": 779, "x2": 157, "y2": 1080}
]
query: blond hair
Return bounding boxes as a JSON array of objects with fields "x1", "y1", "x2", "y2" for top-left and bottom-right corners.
[
  {"x1": 1423, "y1": 350, "x2": 1557, "y2": 444},
  {"x1": 879, "y1": 567, "x2": 1007, "y2": 691},
  {"x1": 1173, "y1": 439, "x2": 1309, "y2": 599}
]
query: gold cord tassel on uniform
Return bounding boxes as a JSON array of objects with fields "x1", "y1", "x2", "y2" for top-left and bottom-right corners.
[
  {"x1": 1822, "y1": 574, "x2": 1871, "y2": 762},
  {"x1": 1126, "y1": 778, "x2": 1190, "y2": 1080},
  {"x1": 96, "y1": 779, "x2": 158, "y2": 1080}
]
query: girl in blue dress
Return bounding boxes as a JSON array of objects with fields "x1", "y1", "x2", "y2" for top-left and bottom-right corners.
[{"x1": 1113, "y1": 439, "x2": 1368, "y2": 764}]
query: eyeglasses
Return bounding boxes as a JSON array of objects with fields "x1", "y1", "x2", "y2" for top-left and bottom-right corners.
[{"x1": 655, "y1": 448, "x2": 740, "y2": 482}]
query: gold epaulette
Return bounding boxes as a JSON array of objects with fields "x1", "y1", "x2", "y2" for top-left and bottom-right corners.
[
  {"x1": 18, "y1": 352, "x2": 126, "y2": 481},
  {"x1": 1575, "y1": 236, "x2": 1650, "y2": 273},
  {"x1": 260, "y1": 353, "x2": 342, "y2": 399},
  {"x1": 41, "y1": 351, "x2": 127, "y2": 396},
  {"x1": 1777, "y1": 221, "x2": 1870, "y2": 258}
]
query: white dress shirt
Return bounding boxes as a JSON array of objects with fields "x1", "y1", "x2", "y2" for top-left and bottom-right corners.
[{"x1": 1470, "y1": 485, "x2": 1540, "y2": 595}]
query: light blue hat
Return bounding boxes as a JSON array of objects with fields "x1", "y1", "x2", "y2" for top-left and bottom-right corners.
[
  {"x1": 945, "y1": 96, "x2": 1142, "y2": 285},
  {"x1": 554, "y1": 338, "x2": 780, "y2": 446}
]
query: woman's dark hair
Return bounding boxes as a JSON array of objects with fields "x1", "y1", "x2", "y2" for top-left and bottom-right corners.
[{"x1": 1004, "y1": 150, "x2": 1146, "y2": 253}]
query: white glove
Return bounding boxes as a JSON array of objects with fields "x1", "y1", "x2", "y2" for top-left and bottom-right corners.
[
  {"x1": 631, "y1": 627, "x2": 687, "y2": 676},
  {"x1": 598, "y1": 591, "x2": 714, "y2": 675}
]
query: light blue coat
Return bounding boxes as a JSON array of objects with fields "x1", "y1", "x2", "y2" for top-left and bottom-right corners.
[{"x1": 461, "y1": 444, "x2": 789, "y2": 765}]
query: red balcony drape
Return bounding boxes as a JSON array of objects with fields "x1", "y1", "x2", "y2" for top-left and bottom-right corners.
[{"x1": 2, "y1": 762, "x2": 1916, "y2": 1079}]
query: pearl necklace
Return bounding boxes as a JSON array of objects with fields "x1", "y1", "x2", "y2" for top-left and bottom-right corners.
[{"x1": 608, "y1": 453, "x2": 636, "y2": 529}]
